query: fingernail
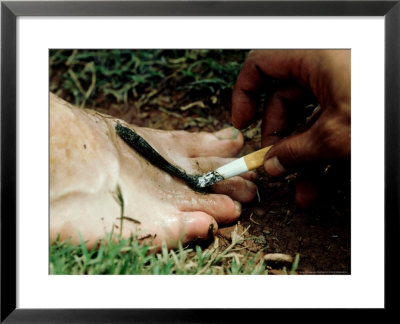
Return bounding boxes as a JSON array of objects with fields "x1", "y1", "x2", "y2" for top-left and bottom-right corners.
[
  {"x1": 264, "y1": 156, "x2": 287, "y2": 176},
  {"x1": 233, "y1": 201, "x2": 242, "y2": 215}
]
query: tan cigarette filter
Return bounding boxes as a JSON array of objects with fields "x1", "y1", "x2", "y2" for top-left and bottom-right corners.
[
  {"x1": 212, "y1": 145, "x2": 274, "y2": 182},
  {"x1": 243, "y1": 145, "x2": 273, "y2": 170}
]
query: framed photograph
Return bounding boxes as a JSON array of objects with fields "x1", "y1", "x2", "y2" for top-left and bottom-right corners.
[{"x1": 1, "y1": 0, "x2": 398, "y2": 321}]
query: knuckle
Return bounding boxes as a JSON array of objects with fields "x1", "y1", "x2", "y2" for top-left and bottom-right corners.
[
  {"x1": 315, "y1": 117, "x2": 350, "y2": 159},
  {"x1": 285, "y1": 136, "x2": 303, "y2": 163}
]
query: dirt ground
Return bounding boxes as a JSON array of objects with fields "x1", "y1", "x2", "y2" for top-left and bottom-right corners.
[{"x1": 97, "y1": 102, "x2": 351, "y2": 275}]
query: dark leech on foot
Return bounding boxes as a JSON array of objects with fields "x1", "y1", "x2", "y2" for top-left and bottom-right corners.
[{"x1": 115, "y1": 123, "x2": 209, "y2": 193}]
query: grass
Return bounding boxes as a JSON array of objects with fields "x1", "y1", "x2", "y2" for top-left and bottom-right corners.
[
  {"x1": 50, "y1": 225, "x2": 290, "y2": 275},
  {"x1": 50, "y1": 49, "x2": 248, "y2": 111},
  {"x1": 50, "y1": 224, "x2": 300, "y2": 275}
]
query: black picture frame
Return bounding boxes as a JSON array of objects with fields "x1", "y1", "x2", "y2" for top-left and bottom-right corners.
[{"x1": 1, "y1": 0, "x2": 399, "y2": 322}]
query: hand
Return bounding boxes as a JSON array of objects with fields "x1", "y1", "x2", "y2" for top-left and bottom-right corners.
[{"x1": 232, "y1": 50, "x2": 350, "y2": 207}]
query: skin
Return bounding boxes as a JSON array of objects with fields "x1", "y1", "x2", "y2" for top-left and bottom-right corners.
[
  {"x1": 50, "y1": 93, "x2": 258, "y2": 249},
  {"x1": 232, "y1": 50, "x2": 351, "y2": 208}
]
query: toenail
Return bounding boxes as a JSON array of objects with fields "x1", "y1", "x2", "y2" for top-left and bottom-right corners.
[
  {"x1": 214, "y1": 127, "x2": 239, "y2": 140},
  {"x1": 245, "y1": 180, "x2": 257, "y2": 192},
  {"x1": 231, "y1": 128, "x2": 239, "y2": 140},
  {"x1": 233, "y1": 201, "x2": 242, "y2": 214}
]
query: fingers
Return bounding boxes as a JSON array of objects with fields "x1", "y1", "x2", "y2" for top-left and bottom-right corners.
[
  {"x1": 261, "y1": 92, "x2": 289, "y2": 147},
  {"x1": 323, "y1": 160, "x2": 351, "y2": 188},
  {"x1": 261, "y1": 82, "x2": 316, "y2": 148},
  {"x1": 294, "y1": 166, "x2": 325, "y2": 208},
  {"x1": 264, "y1": 109, "x2": 350, "y2": 176},
  {"x1": 295, "y1": 177, "x2": 319, "y2": 208},
  {"x1": 232, "y1": 50, "x2": 320, "y2": 129},
  {"x1": 232, "y1": 60, "x2": 268, "y2": 129},
  {"x1": 295, "y1": 161, "x2": 350, "y2": 208},
  {"x1": 263, "y1": 130, "x2": 315, "y2": 176},
  {"x1": 232, "y1": 50, "x2": 350, "y2": 128},
  {"x1": 231, "y1": 50, "x2": 351, "y2": 208}
]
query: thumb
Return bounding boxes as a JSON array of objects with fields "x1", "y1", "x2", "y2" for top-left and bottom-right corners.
[{"x1": 263, "y1": 131, "x2": 317, "y2": 176}]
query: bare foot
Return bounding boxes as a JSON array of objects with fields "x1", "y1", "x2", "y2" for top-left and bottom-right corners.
[{"x1": 50, "y1": 93, "x2": 257, "y2": 249}]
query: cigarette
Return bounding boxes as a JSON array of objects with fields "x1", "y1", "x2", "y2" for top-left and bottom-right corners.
[{"x1": 196, "y1": 145, "x2": 273, "y2": 188}]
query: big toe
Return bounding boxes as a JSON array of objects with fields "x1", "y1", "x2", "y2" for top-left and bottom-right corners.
[
  {"x1": 143, "y1": 212, "x2": 217, "y2": 250},
  {"x1": 181, "y1": 211, "x2": 218, "y2": 243}
]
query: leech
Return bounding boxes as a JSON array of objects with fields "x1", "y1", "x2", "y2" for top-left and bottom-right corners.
[{"x1": 115, "y1": 124, "x2": 208, "y2": 193}]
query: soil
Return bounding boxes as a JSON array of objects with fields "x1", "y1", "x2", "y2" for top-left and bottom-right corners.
[{"x1": 102, "y1": 102, "x2": 351, "y2": 275}]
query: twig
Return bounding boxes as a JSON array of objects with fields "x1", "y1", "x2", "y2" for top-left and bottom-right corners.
[{"x1": 249, "y1": 212, "x2": 261, "y2": 225}]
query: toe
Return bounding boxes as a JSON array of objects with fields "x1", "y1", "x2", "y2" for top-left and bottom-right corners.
[
  {"x1": 190, "y1": 156, "x2": 235, "y2": 174},
  {"x1": 212, "y1": 177, "x2": 257, "y2": 203},
  {"x1": 190, "y1": 157, "x2": 259, "y2": 182},
  {"x1": 181, "y1": 211, "x2": 218, "y2": 243},
  {"x1": 140, "y1": 212, "x2": 218, "y2": 249},
  {"x1": 182, "y1": 193, "x2": 241, "y2": 224},
  {"x1": 213, "y1": 128, "x2": 241, "y2": 141},
  {"x1": 183, "y1": 127, "x2": 244, "y2": 158},
  {"x1": 238, "y1": 171, "x2": 258, "y2": 182}
]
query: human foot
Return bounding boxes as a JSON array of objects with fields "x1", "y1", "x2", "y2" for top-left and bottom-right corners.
[{"x1": 50, "y1": 94, "x2": 257, "y2": 249}]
